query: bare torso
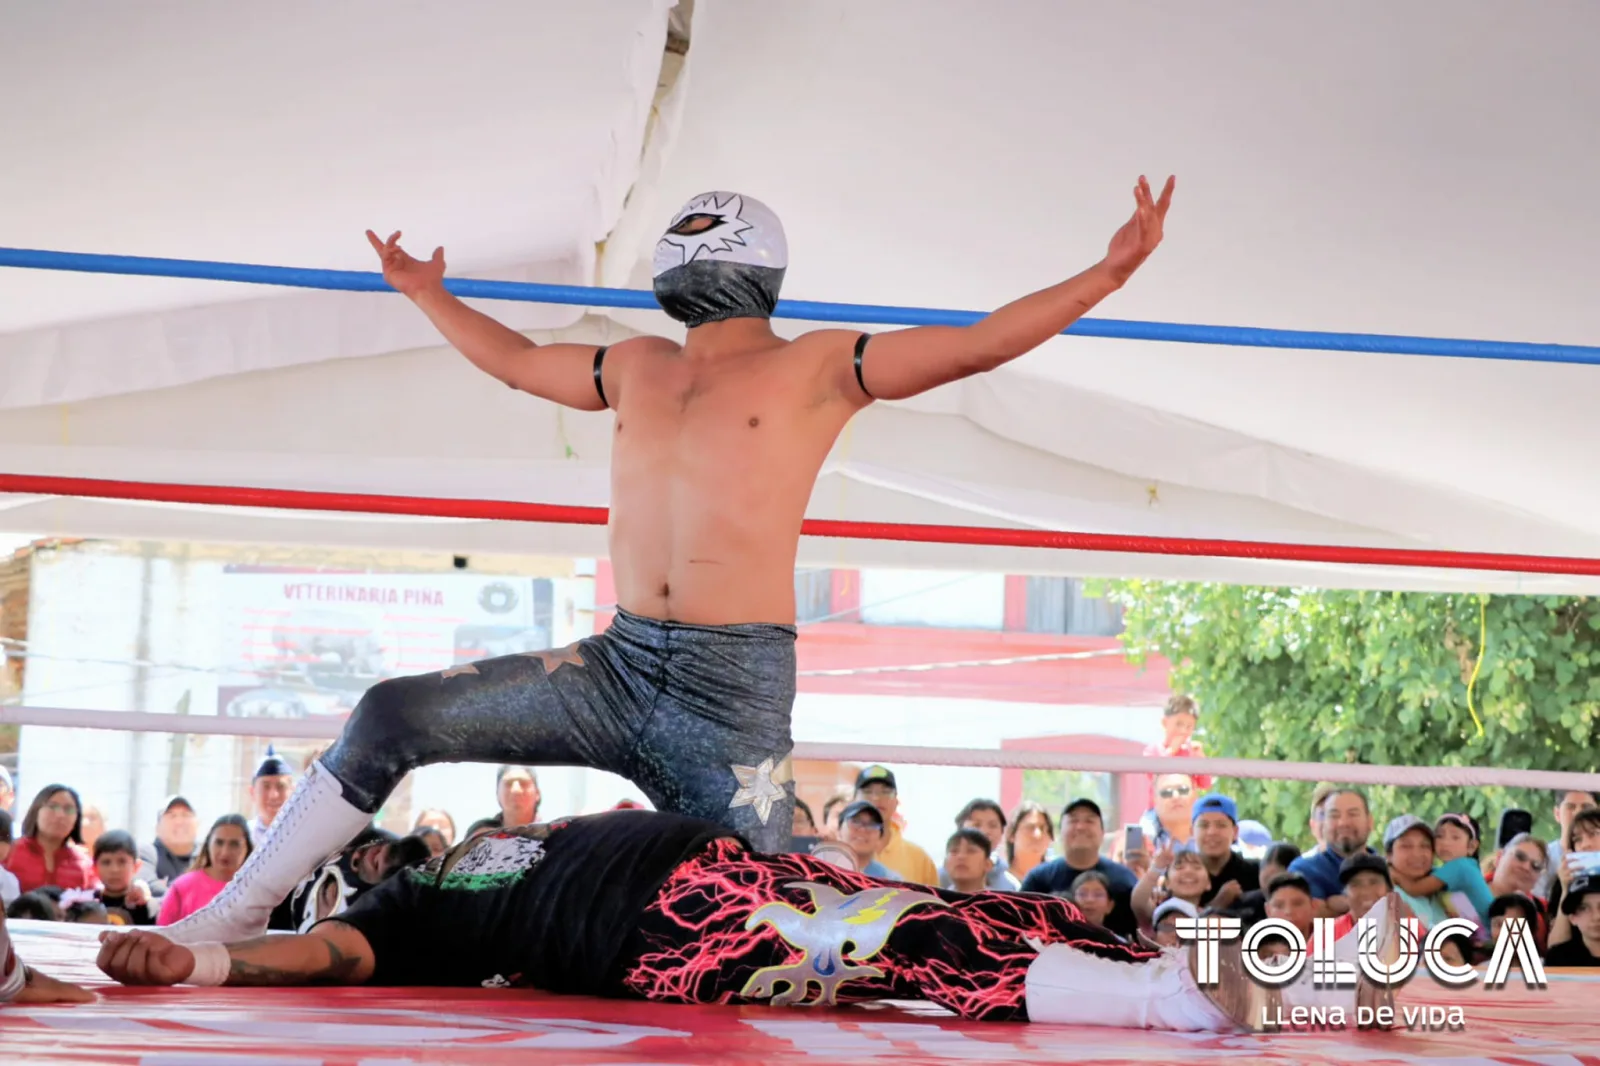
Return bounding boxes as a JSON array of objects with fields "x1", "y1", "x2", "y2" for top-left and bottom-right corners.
[{"x1": 605, "y1": 327, "x2": 860, "y2": 625}]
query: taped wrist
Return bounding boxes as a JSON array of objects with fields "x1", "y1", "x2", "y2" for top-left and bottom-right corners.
[{"x1": 183, "y1": 942, "x2": 231, "y2": 987}]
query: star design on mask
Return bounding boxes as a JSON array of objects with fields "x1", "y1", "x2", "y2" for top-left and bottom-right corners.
[
  {"x1": 518, "y1": 644, "x2": 586, "y2": 675},
  {"x1": 658, "y1": 192, "x2": 755, "y2": 267},
  {"x1": 440, "y1": 664, "x2": 480, "y2": 681},
  {"x1": 728, "y1": 754, "x2": 793, "y2": 825}
]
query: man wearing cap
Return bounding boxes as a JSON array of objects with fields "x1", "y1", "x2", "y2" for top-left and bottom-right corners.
[
  {"x1": 138, "y1": 796, "x2": 199, "y2": 896},
  {"x1": 248, "y1": 748, "x2": 296, "y2": 845},
  {"x1": 1382, "y1": 814, "x2": 1477, "y2": 962},
  {"x1": 852, "y1": 766, "x2": 938, "y2": 887},
  {"x1": 1287, "y1": 788, "x2": 1376, "y2": 916},
  {"x1": 835, "y1": 800, "x2": 897, "y2": 879},
  {"x1": 1020, "y1": 799, "x2": 1139, "y2": 940},
  {"x1": 1190, "y1": 794, "x2": 1259, "y2": 912},
  {"x1": 1546, "y1": 874, "x2": 1600, "y2": 966}
]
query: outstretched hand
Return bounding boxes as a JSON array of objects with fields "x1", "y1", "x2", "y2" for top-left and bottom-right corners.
[
  {"x1": 365, "y1": 230, "x2": 446, "y2": 297},
  {"x1": 1103, "y1": 175, "x2": 1175, "y2": 282},
  {"x1": 13, "y1": 966, "x2": 96, "y2": 1005},
  {"x1": 96, "y1": 929, "x2": 195, "y2": 987}
]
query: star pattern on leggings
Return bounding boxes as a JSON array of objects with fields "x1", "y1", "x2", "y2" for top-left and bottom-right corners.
[
  {"x1": 728, "y1": 754, "x2": 793, "y2": 825},
  {"x1": 520, "y1": 644, "x2": 586, "y2": 674}
]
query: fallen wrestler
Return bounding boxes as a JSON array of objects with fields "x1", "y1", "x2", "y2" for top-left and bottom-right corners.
[
  {"x1": 101, "y1": 808, "x2": 1392, "y2": 1032},
  {"x1": 163, "y1": 176, "x2": 1177, "y2": 945},
  {"x1": 0, "y1": 907, "x2": 94, "y2": 1005}
]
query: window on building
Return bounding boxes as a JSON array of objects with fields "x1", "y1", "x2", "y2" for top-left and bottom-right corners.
[{"x1": 1024, "y1": 577, "x2": 1124, "y2": 636}]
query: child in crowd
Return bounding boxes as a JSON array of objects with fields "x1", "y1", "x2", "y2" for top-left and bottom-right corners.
[
  {"x1": 0, "y1": 811, "x2": 18, "y2": 908},
  {"x1": 5, "y1": 890, "x2": 60, "y2": 922},
  {"x1": 1140, "y1": 695, "x2": 1212, "y2": 805},
  {"x1": 1485, "y1": 892, "x2": 1546, "y2": 963},
  {"x1": 1547, "y1": 875, "x2": 1600, "y2": 967},
  {"x1": 1132, "y1": 845, "x2": 1211, "y2": 932},
  {"x1": 93, "y1": 831, "x2": 157, "y2": 926},
  {"x1": 1331, "y1": 852, "x2": 1392, "y2": 938},
  {"x1": 58, "y1": 889, "x2": 109, "y2": 925},
  {"x1": 1066, "y1": 869, "x2": 1121, "y2": 938}
]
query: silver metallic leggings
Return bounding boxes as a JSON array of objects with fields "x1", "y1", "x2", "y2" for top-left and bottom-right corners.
[{"x1": 320, "y1": 608, "x2": 798, "y2": 851}]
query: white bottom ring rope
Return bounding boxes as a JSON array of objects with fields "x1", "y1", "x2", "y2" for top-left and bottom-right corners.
[{"x1": 3, "y1": 705, "x2": 1596, "y2": 791}]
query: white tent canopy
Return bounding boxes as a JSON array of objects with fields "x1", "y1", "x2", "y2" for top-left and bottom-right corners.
[{"x1": 3, "y1": 1, "x2": 1599, "y2": 592}]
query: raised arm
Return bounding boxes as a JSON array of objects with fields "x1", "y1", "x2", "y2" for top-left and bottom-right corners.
[
  {"x1": 97, "y1": 922, "x2": 375, "y2": 988},
  {"x1": 844, "y1": 176, "x2": 1174, "y2": 403},
  {"x1": 366, "y1": 230, "x2": 609, "y2": 411},
  {"x1": 1131, "y1": 842, "x2": 1175, "y2": 928}
]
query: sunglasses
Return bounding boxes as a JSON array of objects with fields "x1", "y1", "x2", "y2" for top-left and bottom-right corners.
[
  {"x1": 1510, "y1": 850, "x2": 1546, "y2": 873},
  {"x1": 1158, "y1": 786, "x2": 1193, "y2": 799}
]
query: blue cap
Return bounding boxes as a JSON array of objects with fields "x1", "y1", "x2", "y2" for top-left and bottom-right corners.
[
  {"x1": 1192, "y1": 793, "x2": 1238, "y2": 825},
  {"x1": 1238, "y1": 819, "x2": 1272, "y2": 848}
]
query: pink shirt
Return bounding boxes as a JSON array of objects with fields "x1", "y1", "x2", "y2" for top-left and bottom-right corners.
[{"x1": 157, "y1": 869, "x2": 228, "y2": 925}]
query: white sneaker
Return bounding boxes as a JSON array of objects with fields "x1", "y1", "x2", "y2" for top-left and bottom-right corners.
[{"x1": 162, "y1": 761, "x2": 372, "y2": 944}]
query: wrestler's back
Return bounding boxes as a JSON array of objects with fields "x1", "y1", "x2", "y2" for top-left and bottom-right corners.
[{"x1": 606, "y1": 333, "x2": 855, "y2": 626}]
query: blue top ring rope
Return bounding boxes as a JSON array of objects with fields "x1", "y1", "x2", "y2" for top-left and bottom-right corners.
[{"x1": 2, "y1": 246, "x2": 1596, "y2": 366}]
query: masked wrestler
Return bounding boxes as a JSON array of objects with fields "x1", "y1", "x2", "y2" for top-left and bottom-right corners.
[
  {"x1": 100, "y1": 806, "x2": 1399, "y2": 1033},
  {"x1": 162, "y1": 178, "x2": 1176, "y2": 944}
]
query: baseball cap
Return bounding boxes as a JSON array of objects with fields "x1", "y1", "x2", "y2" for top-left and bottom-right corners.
[
  {"x1": 1383, "y1": 814, "x2": 1434, "y2": 852},
  {"x1": 855, "y1": 765, "x2": 897, "y2": 791},
  {"x1": 1338, "y1": 851, "x2": 1392, "y2": 886},
  {"x1": 839, "y1": 800, "x2": 886, "y2": 827},
  {"x1": 1191, "y1": 794, "x2": 1238, "y2": 825},
  {"x1": 1062, "y1": 798, "x2": 1103, "y2": 821},
  {"x1": 1562, "y1": 874, "x2": 1600, "y2": 916},
  {"x1": 160, "y1": 795, "x2": 194, "y2": 815},
  {"x1": 253, "y1": 745, "x2": 294, "y2": 780},
  {"x1": 1152, "y1": 898, "x2": 1199, "y2": 924},
  {"x1": 1237, "y1": 819, "x2": 1273, "y2": 848}
]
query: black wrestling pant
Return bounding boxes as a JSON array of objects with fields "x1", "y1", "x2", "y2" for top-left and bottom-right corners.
[{"x1": 619, "y1": 839, "x2": 1155, "y2": 1021}]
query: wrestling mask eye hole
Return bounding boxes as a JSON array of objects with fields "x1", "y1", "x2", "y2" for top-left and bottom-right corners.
[{"x1": 668, "y1": 212, "x2": 723, "y2": 236}]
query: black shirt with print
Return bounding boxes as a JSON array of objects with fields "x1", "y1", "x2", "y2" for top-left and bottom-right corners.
[{"x1": 328, "y1": 809, "x2": 737, "y2": 995}]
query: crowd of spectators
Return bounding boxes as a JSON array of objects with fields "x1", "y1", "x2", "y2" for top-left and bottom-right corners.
[{"x1": 5, "y1": 692, "x2": 1597, "y2": 973}]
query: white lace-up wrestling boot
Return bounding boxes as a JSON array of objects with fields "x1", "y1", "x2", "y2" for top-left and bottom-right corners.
[
  {"x1": 162, "y1": 761, "x2": 372, "y2": 944},
  {"x1": 1025, "y1": 939, "x2": 1278, "y2": 1032}
]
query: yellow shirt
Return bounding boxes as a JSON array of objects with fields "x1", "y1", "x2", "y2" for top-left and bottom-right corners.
[{"x1": 877, "y1": 823, "x2": 940, "y2": 887}]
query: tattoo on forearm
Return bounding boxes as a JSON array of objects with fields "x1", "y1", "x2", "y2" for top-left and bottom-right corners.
[{"x1": 226, "y1": 936, "x2": 365, "y2": 986}]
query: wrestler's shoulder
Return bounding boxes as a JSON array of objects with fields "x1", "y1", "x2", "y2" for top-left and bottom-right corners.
[{"x1": 606, "y1": 334, "x2": 684, "y2": 356}]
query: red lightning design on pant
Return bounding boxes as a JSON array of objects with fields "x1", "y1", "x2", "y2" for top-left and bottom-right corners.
[{"x1": 620, "y1": 840, "x2": 1157, "y2": 1022}]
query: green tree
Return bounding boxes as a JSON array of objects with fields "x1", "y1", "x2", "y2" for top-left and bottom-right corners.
[{"x1": 1103, "y1": 583, "x2": 1600, "y2": 846}]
